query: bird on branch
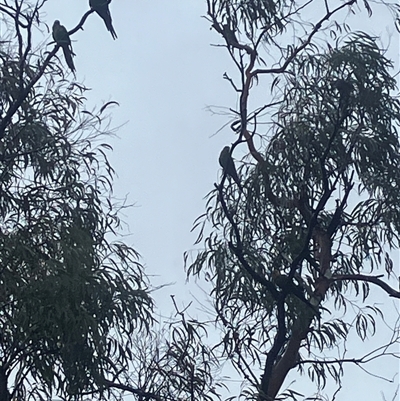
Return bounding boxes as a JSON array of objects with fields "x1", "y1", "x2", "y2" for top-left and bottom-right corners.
[
  {"x1": 222, "y1": 24, "x2": 240, "y2": 47},
  {"x1": 52, "y1": 20, "x2": 75, "y2": 73},
  {"x1": 89, "y1": 0, "x2": 118, "y2": 40},
  {"x1": 333, "y1": 79, "x2": 354, "y2": 115},
  {"x1": 272, "y1": 270, "x2": 319, "y2": 315},
  {"x1": 219, "y1": 146, "x2": 243, "y2": 191}
]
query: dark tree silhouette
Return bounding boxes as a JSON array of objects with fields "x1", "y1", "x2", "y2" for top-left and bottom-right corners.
[
  {"x1": 0, "y1": 1, "x2": 153, "y2": 400},
  {"x1": 184, "y1": 1, "x2": 400, "y2": 400}
]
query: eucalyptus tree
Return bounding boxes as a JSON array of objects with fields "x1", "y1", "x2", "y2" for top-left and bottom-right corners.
[
  {"x1": 184, "y1": 1, "x2": 400, "y2": 400},
  {"x1": 0, "y1": 1, "x2": 153, "y2": 400}
]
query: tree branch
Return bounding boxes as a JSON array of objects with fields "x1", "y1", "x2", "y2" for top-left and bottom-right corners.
[{"x1": 332, "y1": 274, "x2": 400, "y2": 298}]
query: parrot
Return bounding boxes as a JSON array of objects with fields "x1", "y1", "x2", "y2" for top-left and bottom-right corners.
[
  {"x1": 333, "y1": 79, "x2": 354, "y2": 114},
  {"x1": 272, "y1": 270, "x2": 319, "y2": 315},
  {"x1": 52, "y1": 20, "x2": 75, "y2": 73},
  {"x1": 89, "y1": 0, "x2": 117, "y2": 40},
  {"x1": 222, "y1": 24, "x2": 240, "y2": 47},
  {"x1": 219, "y1": 146, "x2": 242, "y2": 190}
]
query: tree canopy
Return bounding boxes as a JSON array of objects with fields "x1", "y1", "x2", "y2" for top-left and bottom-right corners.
[
  {"x1": 1, "y1": 1, "x2": 400, "y2": 401},
  {"x1": 185, "y1": 1, "x2": 400, "y2": 400},
  {"x1": 0, "y1": 2, "x2": 153, "y2": 400}
]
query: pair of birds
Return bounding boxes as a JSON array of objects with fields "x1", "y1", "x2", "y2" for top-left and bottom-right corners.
[{"x1": 52, "y1": 0, "x2": 117, "y2": 73}]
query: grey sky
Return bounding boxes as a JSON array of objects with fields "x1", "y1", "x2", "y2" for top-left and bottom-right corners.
[
  {"x1": 42, "y1": 1, "x2": 400, "y2": 400},
  {"x1": 44, "y1": 0, "x2": 232, "y2": 291}
]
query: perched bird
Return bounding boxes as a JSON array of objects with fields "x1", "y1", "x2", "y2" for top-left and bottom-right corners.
[
  {"x1": 272, "y1": 270, "x2": 319, "y2": 314},
  {"x1": 52, "y1": 20, "x2": 75, "y2": 73},
  {"x1": 272, "y1": 270, "x2": 299, "y2": 295},
  {"x1": 219, "y1": 146, "x2": 242, "y2": 189},
  {"x1": 89, "y1": 0, "x2": 117, "y2": 40},
  {"x1": 333, "y1": 79, "x2": 354, "y2": 114},
  {"x1": 222, "y1": 24, "x2": 240, "y2": 47}
]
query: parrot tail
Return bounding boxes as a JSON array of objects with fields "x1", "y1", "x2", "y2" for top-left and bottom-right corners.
[
  {"x1": 62, "y1": 45, "x2": 75, "y2": 73},
  {"x1": 104, "y1": 18, "x2": 117, "y2": 39},
  {"x1": 108, "y1": 25, "x2": 117, "y2": 40}
]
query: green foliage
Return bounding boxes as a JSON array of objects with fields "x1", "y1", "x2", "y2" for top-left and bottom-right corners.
[
  {"x1": 0, "y1": 6, "x2": 153, "y2": 401},
  {"x1": 124, "y1": 318, "x2": 223, "y2": 401},
  {"x1": 186, "y1": 7, "x2": 400, "y2": 398},
  {"x1": 189, "y1": 28, "x2": 400, "y2": 319},
  {"x1": 206, "y1": 0, "x2": 289, "y2": 40},
  {"x1": 271, "y1": 31, "x2": 400, "y2": 254}
]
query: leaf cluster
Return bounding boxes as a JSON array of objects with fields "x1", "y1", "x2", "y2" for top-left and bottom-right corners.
[
  {"x1": 0, "y1": 8, "x2": 153, "y2": 401},
  {"x1": 187, "y1": 27, "x2": 400, "y2": 399}
]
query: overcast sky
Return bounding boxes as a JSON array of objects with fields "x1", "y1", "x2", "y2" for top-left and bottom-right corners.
[
  {"x1": 43, "y1": 0, "x2": 233, "y2": 293},
  {"x1": 41, "y1": 1, "x2": 399, "y2": 400}
]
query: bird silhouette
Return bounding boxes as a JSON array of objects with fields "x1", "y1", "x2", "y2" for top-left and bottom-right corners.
[
  {"x1": 89, "y1": 0, "x2": 117, "y2": 40},
  {"x1": 219, "y1": 146, "x2": 242, "y2": 190},
  {"x1": 52, "y1": 20, "x2": 75, "y2": 73}
]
